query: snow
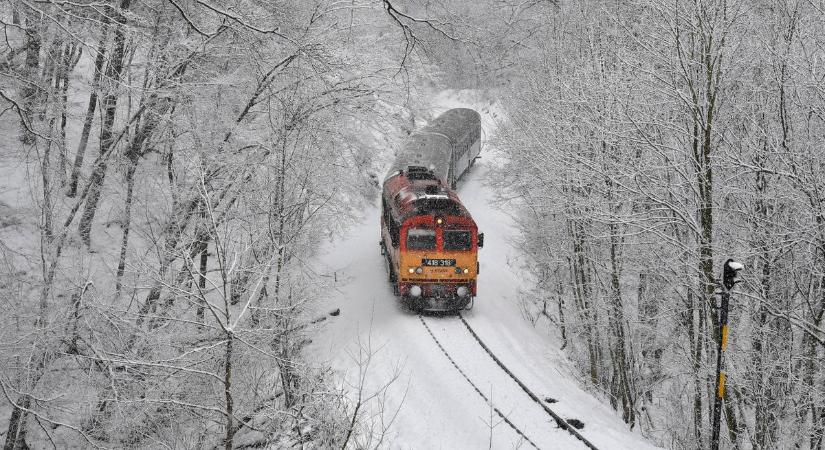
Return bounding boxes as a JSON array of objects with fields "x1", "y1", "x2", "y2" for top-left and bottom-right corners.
[
  {"x1": 726, "y1": 261, "x2": 744, "y2": 271},
  {"x1": 308, "y1": 90, "x2": 662, "y2": 449}
]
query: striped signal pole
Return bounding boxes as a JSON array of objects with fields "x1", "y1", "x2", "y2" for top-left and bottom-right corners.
[
  {"x1": 711, "y1": 259, "x2": 743, "y2": 450},
  {"x1": 710, "y1": 288, "x2": 730, "y2": 450}
]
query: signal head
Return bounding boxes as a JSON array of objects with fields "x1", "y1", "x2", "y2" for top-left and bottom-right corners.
[{"x1": 723, "y1": 259, "x2": 743, "y2": 290}]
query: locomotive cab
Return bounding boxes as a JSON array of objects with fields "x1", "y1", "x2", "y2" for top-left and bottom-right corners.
[{"x1": 381, "y1": 166, "x2": 482, "y2": 311}]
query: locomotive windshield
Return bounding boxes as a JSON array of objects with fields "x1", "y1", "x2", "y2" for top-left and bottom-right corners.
[
  {"x1": 407, "y1": 228, "x2": 436, "y2": 250},
  {"x1": 443, "y1": 230, "x2": 472, "y2": 251}
]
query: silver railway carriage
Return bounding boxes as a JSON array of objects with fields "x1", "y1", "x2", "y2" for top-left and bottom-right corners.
[{"x1": 386, "y1": 108, "x2": 482, "y2": 187}]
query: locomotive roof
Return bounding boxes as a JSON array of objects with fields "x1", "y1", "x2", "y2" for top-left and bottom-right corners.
[{"x1": 383, "y1": 170, "x2": 473, "y2": 223}]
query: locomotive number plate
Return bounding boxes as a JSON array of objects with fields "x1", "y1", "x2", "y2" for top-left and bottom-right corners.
[{"x1": 422, "y1": 258, "x2": 456, "y2": 267}]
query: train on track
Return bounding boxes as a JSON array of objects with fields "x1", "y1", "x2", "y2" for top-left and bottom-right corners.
[{"x1": 380, "y1": 108, "x2": 484, "y2": 311}]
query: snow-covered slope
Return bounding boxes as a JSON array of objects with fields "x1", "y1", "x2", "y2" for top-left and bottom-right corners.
[{"x1": 309, "y1": 90, "x2": 661, "y2": 449}]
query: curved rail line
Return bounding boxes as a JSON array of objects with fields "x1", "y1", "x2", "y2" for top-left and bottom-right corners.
[
  {"x1": 418, "y1": 315, "x2": 542, "y2": 450},
  {"x1": 418, "y1": 313, "x2": 598, "y2": 450},
  {"x1": 456, "y1": 312, "x2": 600, "y2": 449}
]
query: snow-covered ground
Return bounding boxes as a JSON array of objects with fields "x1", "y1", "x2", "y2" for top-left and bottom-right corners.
[{"x1": 309, "y1": 90, "x2": 661, "y2": 449}]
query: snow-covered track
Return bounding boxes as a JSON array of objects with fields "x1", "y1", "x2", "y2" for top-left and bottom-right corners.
[
  {"x1": 419, "y1": 312, "x2": 600, "y2": 450},
  {"x1": 456, "y1": 313, "x2": 600, "y2": 450},
  {"x1": 418, "y1": 315, "x2": 542, "y2": 450}
]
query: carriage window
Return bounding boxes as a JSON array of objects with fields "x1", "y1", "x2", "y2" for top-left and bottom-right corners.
[
  {"x1": 406, "y1": 228, "x2": 436, "y2": 250},
  {"x1": 444, "y1": 230, "x2": 472, "y2": 251}
]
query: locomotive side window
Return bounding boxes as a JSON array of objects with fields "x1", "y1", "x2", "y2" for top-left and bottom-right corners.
[
  {"x1": 443, "y1": 230, "x2": 472, "y2": 251},
  {"x1": 390, "y1": 217, "x2": 400, "y2": 247},
  {"x1": 383, "y1": 197, "x2": 400, "y2": 247},
  {"x1": 407, "y1": 228, "x2": 436, "y2": 250}
]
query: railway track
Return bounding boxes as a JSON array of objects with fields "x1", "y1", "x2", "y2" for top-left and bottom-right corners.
[{"x1": 418, "y1": 313, "x2": 600, "y2": 450}]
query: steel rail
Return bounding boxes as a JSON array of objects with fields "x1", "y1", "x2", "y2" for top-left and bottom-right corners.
[
  {"x1": 457, "y1": 312, "x2": 600, "y2": 450},
  {"x1": 418, "y1": 315, "x2": 542, "y2": 450}
]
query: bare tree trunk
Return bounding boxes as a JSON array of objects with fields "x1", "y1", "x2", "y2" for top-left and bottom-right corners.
[
  {"x1": 11, "y1": 0, "x2": 20, "y2": 25},
  {"x1": 683, "y1": 287, "x2": 703, "y2": 448},
  {"x1": 277, "y1": 315, "x2": 301, "y2": 408},
  {"x1": 809, "y1": 253, "x2": 825, "y2": 449},
  {"x1": 637, "y1": 271, "x2": 661, "y2": 406},
  {"x1": 3, "y1": 395, "x2": 31, "y2": 450},
  {"x1": 113, "y1": 62, "x2": 168, "y2": 295},
  {"x1": 223, "y1": 336, "x2": 235, "y2": 450},
  {"x1": 20, "y1": 8, "x2": 41, "y2": 144},
  {"x1": 556, "y1": 277, "x2": 567, "y2": 350},
  {"x1": 40, "y1": 118, "x2": 55, "y2": 241},
  {"x1": 114, "y1": 153, "x2": 138, "y2": 297},
  {"x1": 751, "y1": 159, "x2": 778, "y2": 449},
  {"x1": 67, "y1": 25, "x2": 109, "y2": 197},
  {"x1": 196, "y1": 244, "x2": 207, "y2": 325},
  {"x1": 135, "y1": 196, "x2": 203, "y2": 325},
  {"x1": 569, "y1": 220, "x2": 599, "y2": 385},
  {"x1": 57, "y1": 41, "x2": 81, "y2": 187},
  {"x1": 77, "y1": 0, "x2": 132, "y2": 246},
  {"x1": 607, "y1": 220, "x2": 635, "y2": 426}
]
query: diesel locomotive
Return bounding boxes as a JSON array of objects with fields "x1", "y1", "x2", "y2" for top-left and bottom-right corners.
[{"x1": 380, "y1": 108, "x2": 483, "y2": 311}]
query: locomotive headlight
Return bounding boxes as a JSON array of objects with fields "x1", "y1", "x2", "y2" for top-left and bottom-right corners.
[
  {"x1": 456, "y1": 286, "x2": 469, "y2": 297},
  {"x1": 415, "y1": 267, "x2": 423, "y2": 274},
  {"x1": 463, "y1": 268, "x2": 469, "y2": 274},
  {"x1": 436, "y1": 217, "x2": 443, "y2": 225},
  {"x1": 410, "y1": 285, "x2": 422, "y2": 297},
  {"x1": 408, "y1": 268, "x2": 415, "y2": 274}
]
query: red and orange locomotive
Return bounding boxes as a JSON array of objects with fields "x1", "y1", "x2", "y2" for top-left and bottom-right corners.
[{"x1": 380, "y1": 108, "x2": 483, "y2": 311}]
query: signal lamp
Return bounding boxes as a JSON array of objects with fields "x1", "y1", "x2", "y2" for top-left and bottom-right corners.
[
  {"x1": 723, "y1": 259, "x2": 744, "y2": 290},
  {"x1": 463, "y1": 268, "x2": 469, "y2": 274},
  {"x1": 415, "y1": 267, "x2": 423, "y2": 274},
  {"x1": 408, "y1": 268, "x2": 415, "y2": 274}
]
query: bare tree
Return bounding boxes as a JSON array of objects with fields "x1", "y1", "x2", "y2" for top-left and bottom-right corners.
[{"x1": 1, "y1": 0, "x2": 408, "y2": 448}]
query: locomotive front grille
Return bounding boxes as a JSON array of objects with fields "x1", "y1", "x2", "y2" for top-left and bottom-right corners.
[{"x1": 430, "y1": 284, "x2": 447, "y2": 298}]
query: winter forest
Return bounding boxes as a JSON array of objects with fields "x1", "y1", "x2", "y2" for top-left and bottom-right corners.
[{"x1": 0, "y1": 0, "x2": 824, "y2": 448}]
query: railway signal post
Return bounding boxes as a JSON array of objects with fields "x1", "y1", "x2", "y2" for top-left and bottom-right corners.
[{"x1": 711, "y1": 258, "x2": 744, "y2": 450}]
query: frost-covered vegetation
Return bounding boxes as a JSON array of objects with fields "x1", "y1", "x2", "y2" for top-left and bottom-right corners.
[
  {"x1": 493, "y1": 2, "x2": 825, "y2": 449},
  {"x1": 0, "y1": 1, "x2": 416, "y2": 447},
  {"x1": 2, "y1": 0, "x2": 822, "y2": 448}
]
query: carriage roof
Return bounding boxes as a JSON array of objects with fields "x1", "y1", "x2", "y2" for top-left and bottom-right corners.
[
  {"x1": 384, "y1": 108, "x2": 481, "y2": 183},
  {"x1": 419, "y1": 108, "x2": 481, "y2": 144},
  {"x1": 386, "y1": 133, "x2": 451, "y2": 182}
]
